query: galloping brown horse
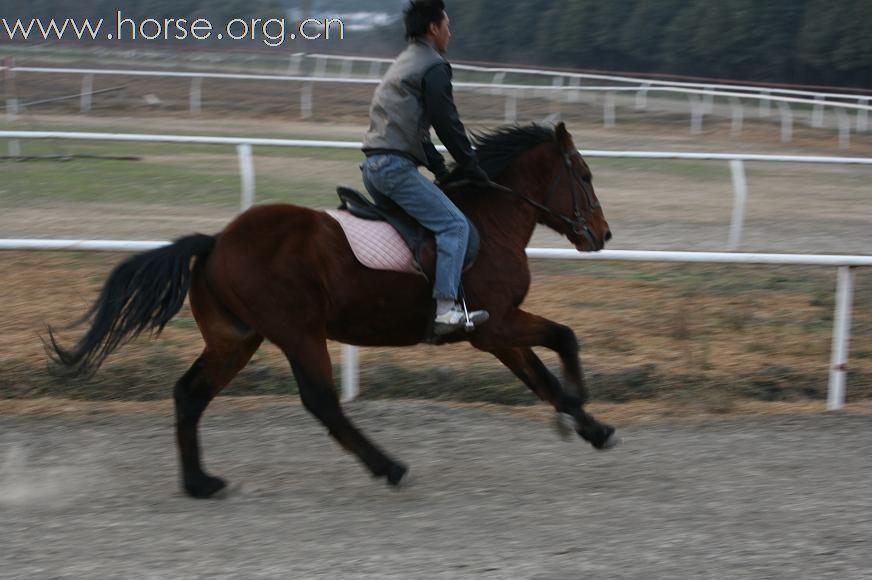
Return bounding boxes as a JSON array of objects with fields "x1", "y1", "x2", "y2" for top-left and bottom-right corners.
[{"x1": 49, "y1": 122, "x2": 617, "y2": 499}]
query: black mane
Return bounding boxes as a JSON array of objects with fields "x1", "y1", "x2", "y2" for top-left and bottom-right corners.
[{"x1": 471, "y1": 124, "x2": 556, "y2": 178}]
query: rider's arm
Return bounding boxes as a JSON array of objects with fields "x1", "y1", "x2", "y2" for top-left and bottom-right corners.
[
  {"x1": 423, "y1": 137, "x2": 450, "y2": 183},
  {"x1": 422, "y1": 63, "x2": 488, "y2": 181}
]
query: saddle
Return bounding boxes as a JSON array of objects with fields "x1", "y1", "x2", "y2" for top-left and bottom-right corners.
[{"x1": 330, "y1": 186, "x2": 479, "y2": 279}]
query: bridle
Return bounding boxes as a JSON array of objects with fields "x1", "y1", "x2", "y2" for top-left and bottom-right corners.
[
  {"x1": 463, "y1": 148, "x2": 601, "y2": 250},
  {"x1": 535, "y1": 149, "x2": 601, "y2": 248}
]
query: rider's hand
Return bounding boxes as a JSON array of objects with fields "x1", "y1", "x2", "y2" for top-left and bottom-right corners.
[
  {"x1": 465, "y1": 165, "x2": 490, "y2": 184},
  {"x1": 433, "y1": 167, "x2": 452, "y2": 188}
]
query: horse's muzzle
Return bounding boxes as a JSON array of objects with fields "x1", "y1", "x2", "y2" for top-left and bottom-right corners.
[{"x1": 574, "y1": 228, "x2": 610, "y2": 252}]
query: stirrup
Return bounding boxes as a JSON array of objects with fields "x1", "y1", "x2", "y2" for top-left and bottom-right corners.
[
  {"x1": 459, "y1": 297, "x2": 488, "y2": 331},
  {"x1": 433, "y1": 300, "x2": 489, "y2": 335}
]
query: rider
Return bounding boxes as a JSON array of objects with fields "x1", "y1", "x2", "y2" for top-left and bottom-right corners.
[{"x1": 361, "y1": 0, "x2": 490, "y2": 335}]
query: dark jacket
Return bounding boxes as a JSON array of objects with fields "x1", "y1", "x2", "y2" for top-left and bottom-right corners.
[{"x1": 362, "y1": 39, "x2": 483, "y2": 183}]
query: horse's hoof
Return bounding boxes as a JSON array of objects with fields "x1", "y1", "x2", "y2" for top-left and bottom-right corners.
[
  {"x1": 592, "y1": 426, "x2": 620, "y2": 451},
  {"x1": 184, "y1": 475, "x2": 228, "y2": 499},
  {"x1": 385, "y1": 462, "x2": 409, "y2": 487},
  {"x1": 598, "y1": 432, "x2": 621, "y2": 450},
  {"x1": 216, "y1": 481, "x2": 243, "y2": 499},
  {"x1": 553, "y1": 412, "x2": 576, "y2": 441}
]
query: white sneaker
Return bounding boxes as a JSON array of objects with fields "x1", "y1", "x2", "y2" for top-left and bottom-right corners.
[{"x1": 433, "y1": 305, "x2": 489, "y2": 335}]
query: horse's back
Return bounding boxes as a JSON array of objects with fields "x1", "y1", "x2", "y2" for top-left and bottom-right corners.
[
  {"x1": 224, "y1": 203, "x2": 325, "y2": 239},
  {"x1": 209, "y1": 203, "x2": 340, "y2": 288}
]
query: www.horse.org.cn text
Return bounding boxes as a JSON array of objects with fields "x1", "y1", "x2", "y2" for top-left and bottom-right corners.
[{"x1": 1, "y1": 11, "x2": 345, "y2": 47}]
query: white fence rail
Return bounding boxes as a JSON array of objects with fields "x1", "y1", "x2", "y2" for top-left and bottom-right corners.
[
  {"x1": 306, "y1": 52, "x2": 872, "y2": 104},
  {"x1": 3, "y1": 130, "x2": 872, "y2": 251},
  {"x1": 5, "y1": 65, "x2": 872, "y2": 139},
  {"x1": 1, "y1": 239, "x2": 868, "y2": 411}
]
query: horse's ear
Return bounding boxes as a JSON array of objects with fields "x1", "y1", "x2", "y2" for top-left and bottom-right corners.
[
  {"x1": 554, "y1": 121, "x2": 571, "y2": 146},
  {"x1": 540, "y1": 112, "x2": 562, "y2": 126}
]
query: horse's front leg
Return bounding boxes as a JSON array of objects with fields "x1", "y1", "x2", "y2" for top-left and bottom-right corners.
[
  {"x1": 474, "y1": 310, "x2": 618, "y2": 450},
  {"x1": 489, "y1": 346, "x2": 617, "y2": 450}
]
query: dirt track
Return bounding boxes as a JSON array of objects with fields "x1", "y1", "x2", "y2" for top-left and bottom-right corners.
[{"x1": 2, "y1": 399, "x2": 871, "y2": 579}]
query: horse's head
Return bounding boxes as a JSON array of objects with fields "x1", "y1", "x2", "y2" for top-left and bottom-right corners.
[
  {"x1": 467, "y1": 123, "x2": 610, "y2": 251},
  {"x1": 535, "y1": 122, "x2": 611, "y2": 251}
]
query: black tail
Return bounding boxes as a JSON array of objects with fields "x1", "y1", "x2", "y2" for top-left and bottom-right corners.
[{"x1": 46, "y1": 233, "x2": 216, "y2": 378}]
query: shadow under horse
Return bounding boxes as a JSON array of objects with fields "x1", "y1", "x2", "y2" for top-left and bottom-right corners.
[{"x1": 48, "y1": 122, "x2": 617, "y2": 499}]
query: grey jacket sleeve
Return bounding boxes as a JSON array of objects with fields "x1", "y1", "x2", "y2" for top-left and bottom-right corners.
[{"x1": 422, "y1": 63, "x2": 481, "y2": 174}]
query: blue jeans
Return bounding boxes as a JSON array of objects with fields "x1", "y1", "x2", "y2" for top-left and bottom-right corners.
[{"x1": 361, "y1": 153, "x2": 469, "y2": 301}]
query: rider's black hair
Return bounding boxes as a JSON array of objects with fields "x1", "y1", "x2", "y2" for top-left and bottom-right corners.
[{"x1": 404, "y1": 0, "x2": 446, "y2": 41}]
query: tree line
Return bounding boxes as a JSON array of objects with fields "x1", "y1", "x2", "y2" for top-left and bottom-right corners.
[{"x1": 441, "y1": 0, "x2": 872, "y2": 89}]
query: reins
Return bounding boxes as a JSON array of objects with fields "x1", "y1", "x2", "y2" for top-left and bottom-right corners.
[{"x1": 443, "y1": 150, "x2": 601, "y2": 249}]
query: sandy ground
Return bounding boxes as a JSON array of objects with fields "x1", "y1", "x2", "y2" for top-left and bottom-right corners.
[{"x1": 2, "y1": 399, "x2": 872, "y2": 579}]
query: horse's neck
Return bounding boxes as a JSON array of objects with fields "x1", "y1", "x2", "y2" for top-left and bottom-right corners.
[{"x1": 458, "y1": 179, "x2": 539, "y2": 252}]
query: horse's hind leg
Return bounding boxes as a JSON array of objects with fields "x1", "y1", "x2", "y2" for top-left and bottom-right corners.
[
  {"x1": 175, "y1": 263, "x2": 263, "y2": 499},
  {"x1": 174, "y1": 334, "x2": 262, "y2": 498},
  {"x1": 488, "y1": 346, "x2": 617, "y2": 450},
  {"x1": 285, "y1": 338, "x2": 407, "y2": 486}
]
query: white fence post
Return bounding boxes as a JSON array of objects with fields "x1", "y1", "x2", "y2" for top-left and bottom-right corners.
[
  {"x1": 2, "y1": 57, "x2": 21, "y2": 157},
  {"x1": 812, "y1": 96, "x2": 825, "y2": 128},
  {"x1": 314, "y1": 56, "x2": 327, "y2": 77},
  {"x1": 189, "y1": 77, "x2": 202, "y2": 114},
  {"x1": 828, "y1": 266, "x2": 855, "y2": 411},
  {"x1": 758, "y1": 91, "x2": 771, "y2": 117},
  {"x1": 491, "y1": 71, "x2": 506, "y2": 91},
  {"x1": 838, "y1": 110, "x2": 851, "y2": 148},
  {"x1": 858, "y1": 98, "x2": 869, "y2": 132},
  {"x1": 779, "y1": 102, "x2": 793, "y2": 143},
  {"x1": 504, "y1": 91, "x2": 518, "y2": 123},
  {"x1": 80, "y1": 73, "x2": 94, "y2": 113},
  {"x1": 550, "y1": 76, "x2": 563, "y2": 106},
  {"x1": 730, "y1": 98, "x2": 744, "y2": 136},
  {"x1": 4, "y1": 97, "x2": 17, "y2": 122},
  {"x1": 728, "y1": 160, "x2": 748, "y2": 251},
  {"x1": 567, "y1": 76, "x2": 581, "y2": 103},
  {"x1": 340, "y1": 59, "x2": 353, "y2": 78},
  {"x1": 301, "y1": 82, "x2": 313, "y2": 119},
  {"x1": 368, "y1": 60, "x2": 381, "y2": 79},
  {"x1": 237, "y1": 144, "x2": 255, "y2": 211},
  {"x1": 341, "y1": 344, "x2": 359, "y2": 402},
  {"x1": 690, "y1": 95, "x2": 704, "y2": 134},
  {"x1": 2, "y1": 58, "x2": 19, "y2": 155},
  {"x1": 4, "y1": 58, "x2": 17, "y2": 122},
  {"x1": 287, "y1": 52, "x2": 303, "y2": 75},
  {"x1": 603, "y1": 91, "x2": 615, "y2": 128},
  {"x1": 635, "y1": 82, "x2": 650, "y2": 110},
  {"x1": 702, "y1": 86, "x2": 714, "y2": 114}
]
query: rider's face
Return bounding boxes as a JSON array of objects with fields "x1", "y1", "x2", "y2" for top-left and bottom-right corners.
[{"x1": 429, "y1": 12, "x2": 451, "y2": 53}]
